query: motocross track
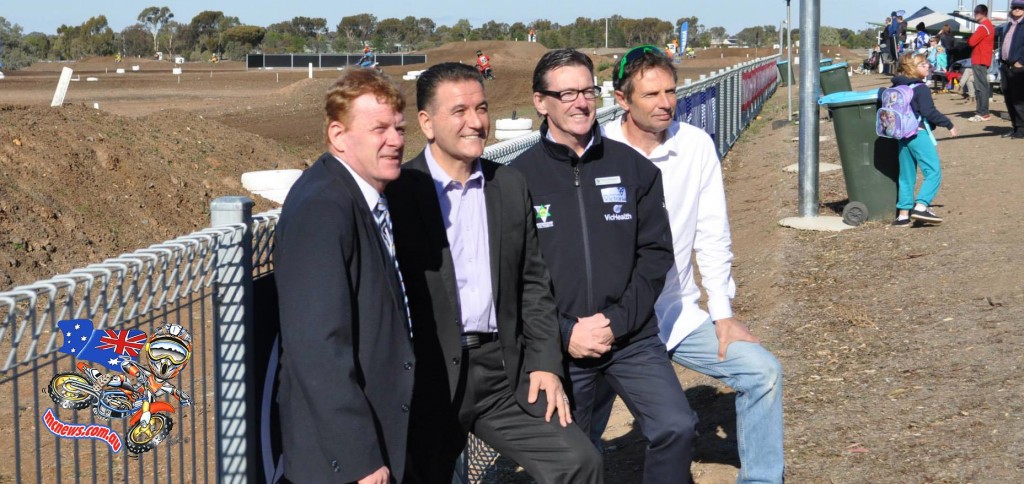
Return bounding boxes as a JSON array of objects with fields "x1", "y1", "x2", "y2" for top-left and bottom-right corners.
[{"x1": 4, "y1": 40, "x2": 1020, "y2": 482}]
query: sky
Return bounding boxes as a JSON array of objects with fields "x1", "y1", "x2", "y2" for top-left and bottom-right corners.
[{"x1": 1, "y1": 0, "x2": 981, "y2": 36}]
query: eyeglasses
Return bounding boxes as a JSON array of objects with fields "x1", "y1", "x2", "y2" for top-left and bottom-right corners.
[
  {"x1": 916, "y1": 62, "x2": 931, "y2": 68},
  {"x1": 538, "y1": 86, "x2": 602, "y2": 102},
  {"x1": 618, "y1": 44, "x2": 664, "y2": 79}
]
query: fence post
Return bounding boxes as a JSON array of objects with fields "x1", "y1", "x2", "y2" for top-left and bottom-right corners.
[{"x1": 211, "y1": 196, "x2": 258, "y2": 484}]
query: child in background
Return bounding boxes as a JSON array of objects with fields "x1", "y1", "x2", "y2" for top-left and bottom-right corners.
[
  {"x1": 935, "y1": 46, "x2": 948, "y2": 72},
  {"x1": 890, "y1": 52, "x2": 959, "y2": 226}
]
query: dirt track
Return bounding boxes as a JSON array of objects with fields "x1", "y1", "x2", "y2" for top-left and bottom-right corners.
[{"x1": 5, "y1": 41, "x2": 1020, "y2": 482}]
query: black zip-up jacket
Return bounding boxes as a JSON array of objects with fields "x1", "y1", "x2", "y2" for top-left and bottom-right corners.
[{"x1": 510, "y1": 120, "x2": 674, "y2": 351}]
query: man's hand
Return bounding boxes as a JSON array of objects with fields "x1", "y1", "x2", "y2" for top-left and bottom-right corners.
[
  {"x1": 357, "y1": 466, "x2": 390, "y2": 484},
  {"x1": 714, "y1": 317, "x2": 761, "y2": 361},
  {"x1": 567, "y1": 314, "x2": 613, "y2": 359},
  {"x1": 528, "y1": 371, "x2": 572, "y2": 427}
]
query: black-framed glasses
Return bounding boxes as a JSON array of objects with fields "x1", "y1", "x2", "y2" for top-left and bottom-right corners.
[
  {"x1": 618, "y1": 44, "x2": 664, "y2": 79},
  {"x1": 538, "y1": 86, "x2": 602, "y2": 102}
]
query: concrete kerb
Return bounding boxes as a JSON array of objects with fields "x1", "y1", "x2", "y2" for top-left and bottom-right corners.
[{"x1": 778, "y1": 216, "x2": 857, "y2": 232}]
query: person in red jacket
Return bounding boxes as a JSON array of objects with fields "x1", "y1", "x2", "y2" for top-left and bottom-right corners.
[{"x1": 968, "y1": 4, "x2": 996, "y2": 122}]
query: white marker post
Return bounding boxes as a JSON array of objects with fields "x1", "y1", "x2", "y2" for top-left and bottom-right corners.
[
  {"x1": 308, "y1": 62, "x2": 313, "y2": 79},
  {"x1": 51, "y1": 67, "x2": 74, "y2": 107}
]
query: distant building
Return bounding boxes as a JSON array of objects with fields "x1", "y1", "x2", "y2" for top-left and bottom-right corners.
[{"x1": 711, "y1": 37, "x2": 743, "y2": 48}]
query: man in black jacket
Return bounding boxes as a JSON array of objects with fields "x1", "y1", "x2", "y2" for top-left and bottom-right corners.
[
  {"x1": 274, "y1": 70, "x2": 413, "y2": 484},
  {"x1": 511, "y1": 48, "x2": 697, "y2": 484},
  {"x1": 999, "y1": 0, "x2": 1024, "y2": 138},
  {"x1": 387, "y1": 62, "x2": 601, "y2": 484}
]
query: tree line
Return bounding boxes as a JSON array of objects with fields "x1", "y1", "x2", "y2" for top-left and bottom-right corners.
[{"x1": 0, "y1": 7, "x2": 881, "y2": 70}]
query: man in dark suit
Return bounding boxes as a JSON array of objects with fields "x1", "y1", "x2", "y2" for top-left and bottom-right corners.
[
  {"x1": 274, "y1": 70, "x2": 414, "y2": 484},
  {"x1": 387, "y1": 63, "x2": 601, "y2": 484}
]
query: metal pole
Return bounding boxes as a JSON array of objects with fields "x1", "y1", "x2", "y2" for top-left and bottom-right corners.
[
  {"x1": 787, "y1": 0, "x2": 793, "y2": 121},
  {"x1": 211, "y1": 196, "x2": 258, "y2": 484},
  {"x1": 605, "y1": 18, "x2": 609, "y2": 49},
  {"x1": 798, "y1": 0, "x2": 821, "y2": 218}
]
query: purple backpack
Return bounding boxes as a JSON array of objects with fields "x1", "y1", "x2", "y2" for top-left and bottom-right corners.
[{"x1": 876, "y1": 84, "x2": 920, "y2": 139}]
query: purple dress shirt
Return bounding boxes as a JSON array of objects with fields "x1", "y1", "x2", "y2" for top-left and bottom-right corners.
[{"x1": 424, "y1": 147, "x2": 498, "y2": 334}]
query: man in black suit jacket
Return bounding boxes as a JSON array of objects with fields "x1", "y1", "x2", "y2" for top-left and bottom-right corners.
[
  {"x1": 275, "y1": 70, "x2": 414, "y2": 484},
  {"x1": 387, "y1": 63, "x2": 601, "y2": 484}
]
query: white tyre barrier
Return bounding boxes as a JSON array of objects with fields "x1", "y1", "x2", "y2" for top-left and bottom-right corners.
[
  {"x1": 494, "y1": 129, "x2": 534, "y2": 141},
  {"x1": 495, "y1": 118, "x2": 533, "y2": 131},
  {"x1": 132, "y1": 65, "x2": 140, "y2": 71},
  {"x1": 85, "y1": 77, "x2": 99, "y2": 82},
  {"x1": 241, "y1": 169, "x2": 303, "y2": 191}
]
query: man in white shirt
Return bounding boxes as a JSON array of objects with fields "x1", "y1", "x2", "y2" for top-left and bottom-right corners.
[{"x1": 599, "y1": 45, "x2": 784, "y2": 483}]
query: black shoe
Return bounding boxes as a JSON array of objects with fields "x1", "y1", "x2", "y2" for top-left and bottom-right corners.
[
  {"x1": 910, "y1": 207, "x2": 943, "y2": 223},
  {"x1": 892, "y1": 217, "x2": 912, "y2": 227},
  {"x1": 1012, "y1": 130, "x2": 1024, "y2": 139}
]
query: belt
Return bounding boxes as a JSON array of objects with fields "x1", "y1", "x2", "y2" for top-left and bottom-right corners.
[{"x1": 460, "y1": 332, "x2": 499, "y2": 349}]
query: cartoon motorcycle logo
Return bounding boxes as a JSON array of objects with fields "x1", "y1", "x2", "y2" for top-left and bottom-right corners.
[{"x1": 47, "y1": 324, "x2": 193, "y2": 455}]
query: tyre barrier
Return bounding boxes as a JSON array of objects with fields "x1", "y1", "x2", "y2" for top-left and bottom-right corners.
[
  {"x1": 495, "y1": 118, "x2": 532, "y2": 131},
  {"x1": 494, "y1": 129, "x2": 533, "y2": 141},
  {"x1": 241, "y1": 169, "x2": 303, "y2": 204},
  {"x1": 402, "y1": 70, "x2": 425, "y2": 81}
]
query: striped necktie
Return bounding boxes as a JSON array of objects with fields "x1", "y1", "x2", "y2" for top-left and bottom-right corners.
[{"x1": 375, "y1": 196, "x2": 412, "y2": 337}]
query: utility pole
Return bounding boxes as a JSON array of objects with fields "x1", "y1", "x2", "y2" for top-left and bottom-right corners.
[
  {"x1": 787, "y1": 0, "x2": 793, "y2": 122},
  {"x1": 605, "y1": 18, "x2": 609, "y2": 49},
  {"x1": 798, "y1": 0, "x2": 821, "y2": 218}
]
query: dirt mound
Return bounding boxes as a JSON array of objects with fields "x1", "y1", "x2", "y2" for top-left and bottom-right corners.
[{"x1": 0, "y1": 104, "x2": 304, "y2": 289}]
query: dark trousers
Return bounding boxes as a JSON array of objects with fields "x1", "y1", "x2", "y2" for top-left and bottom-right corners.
[
  {"x1": 569, "y1": 335, "x2": 698, "y2": 484},
  {"x1": 404, "y1": 340, "x2": 602, "y2": 484},
  {"x1": 1001, "y1": 64, "x2": 1024, "y2": 131}
]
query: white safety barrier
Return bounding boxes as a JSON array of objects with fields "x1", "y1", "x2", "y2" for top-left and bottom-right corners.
[{"x1": 241, "y1": 169, "x2": 303, "y2": 204}]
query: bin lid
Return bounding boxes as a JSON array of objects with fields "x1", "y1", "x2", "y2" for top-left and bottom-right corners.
[
  {"x1": 819, "y1": 59, "x2": 833, "y2": 64},
  {"x1": 778, "y1": 60, "x2": 789, "y2": 65},
  {"x1": 817, "y1": 89, "x2": 880, "y2": 107},
  {"x1": 820, "y1": 62, "x2": 849, "y2": 72}
]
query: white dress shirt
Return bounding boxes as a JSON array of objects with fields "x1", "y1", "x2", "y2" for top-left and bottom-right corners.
[{"x1": 603, "y1": 118, "x2": 737, "y2": 350}]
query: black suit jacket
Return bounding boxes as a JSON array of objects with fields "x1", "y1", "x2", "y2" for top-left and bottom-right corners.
[
  {"x1": 386, "y1": 152, "x2": 563, "y2": 417},
  {"x1": 274, "y1": 152, "x2": 415, "y2": 483}
]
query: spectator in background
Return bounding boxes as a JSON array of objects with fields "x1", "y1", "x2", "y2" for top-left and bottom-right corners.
[
  {"x1": 936, "y1": 45, "x2": 949, "y2": 72},
  {"x1": 914, "y1": 22, "x2": 930, "y2": 51},
  {"x1": 937, "y1": 23, "x2": 955, "y2": 54},
  {"x1": 998, "y1": 0, "x2": 1024, "y2": 138},
  {"x1": 967, "y1": 4, "x2": 996, "y2": 122}
]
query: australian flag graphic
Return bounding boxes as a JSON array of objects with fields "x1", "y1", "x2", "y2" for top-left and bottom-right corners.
[{"x1": 57, "y1": 319, "x2": 147, "y2": 371}]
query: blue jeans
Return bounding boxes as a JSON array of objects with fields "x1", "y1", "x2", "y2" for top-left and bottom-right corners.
[
  {"x1": 896, "y1": 130, "x2": 942, "y2": 210},
  {"x1": 589, "y1": 319, "x2": 784, "y2": 483},
  {"x1": 669, "y1": 318, "x2": 784, "y2": 484}
]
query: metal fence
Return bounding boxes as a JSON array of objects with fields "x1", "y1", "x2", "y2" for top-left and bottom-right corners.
[
  {"x1": 246, "y1": 53, "x2": 428, "y2": 69},
  {"x1": 0, "y1": 54, "x2": 778, "y2": 484}
]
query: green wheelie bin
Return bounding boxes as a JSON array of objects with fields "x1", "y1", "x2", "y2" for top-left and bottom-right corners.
[
  {"x1": 777, "y1": 60, "x2": 793, "y2": 86},
  {"x1": 819, "y1": 62, "x2": 852, "y2": 95},
  {"x1": 818, "y1": 90, "x2": 900, "y2": 225}
]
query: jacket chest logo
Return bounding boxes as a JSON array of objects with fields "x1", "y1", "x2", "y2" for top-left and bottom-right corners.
[
  {"x1": 604, "y1": 204, "x2": 633, "y2": 222},
  {"x1": 534, "y1": 204, "x2": 554, "y2": 229},
  {"x1": 600, "y1": 187, "x2": 627, "y2": 204}
]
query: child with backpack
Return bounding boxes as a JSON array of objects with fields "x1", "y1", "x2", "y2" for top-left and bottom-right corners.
[{"x1": 879, "y1": 52, "x2": 959, "y2": 226}]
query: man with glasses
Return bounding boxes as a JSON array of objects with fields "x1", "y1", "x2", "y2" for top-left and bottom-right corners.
[
  {"x1": 511, "y1": 48, "x2": 697, "y2": 484},
  {"x1": 600, "y1": 44, "x2": 784, "y2": 483},
  {"x1": 998, "y1": 0, "x2": 1024, "y2": 139}
]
